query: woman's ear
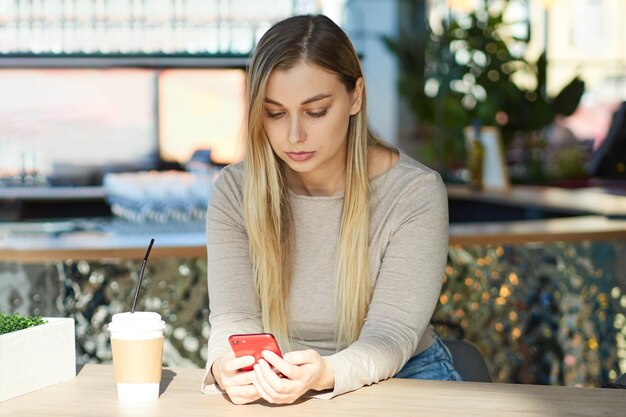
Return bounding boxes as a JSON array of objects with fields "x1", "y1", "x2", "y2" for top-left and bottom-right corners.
[{"x1": 350, "y1": 77, "x2": 364, "y2": 115}]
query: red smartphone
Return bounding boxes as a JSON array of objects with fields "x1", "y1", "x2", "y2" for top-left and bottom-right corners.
[{"x1": 228, "y1": 333, "x2": 283, "y2": 372}]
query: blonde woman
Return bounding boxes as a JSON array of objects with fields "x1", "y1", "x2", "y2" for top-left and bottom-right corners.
[{"x1": 202, "y1": 14, "x2": 460, "y2": 404}]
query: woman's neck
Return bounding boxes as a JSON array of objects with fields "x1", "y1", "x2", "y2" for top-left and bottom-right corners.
[
  {"x1": 288, "y1": 166, "x2": 346, "y2": 197},
  {"x1": 286, "y1": 146, "x2": 399, "y2": 196}
]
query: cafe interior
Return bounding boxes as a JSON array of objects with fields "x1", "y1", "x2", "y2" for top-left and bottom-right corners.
[{"x1": 1, "y1": 0, "x2": 626, "y2": 414}]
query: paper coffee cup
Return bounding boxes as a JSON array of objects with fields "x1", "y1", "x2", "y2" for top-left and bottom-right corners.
[{"x1": 108, "y1": 312, "x2": 166, "y2": 402}]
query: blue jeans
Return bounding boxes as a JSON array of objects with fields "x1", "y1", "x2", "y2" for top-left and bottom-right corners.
[{"x1": 395, "y1": 337, "x2": 463, "y2": 381}]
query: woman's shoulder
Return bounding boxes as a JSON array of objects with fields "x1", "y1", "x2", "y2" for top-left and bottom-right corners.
[
  {"x1": 214, "y1": 161, "x2": 245, "y2": 189},
  {"x1": 368, "y1": 145, "x2": 399, "y2": 180},
  {"x1": 369, "y1": 149, "x2": 446, "y2": 223},
  {"x1": 369, "y1": 148, "x2": 448, "y2": 232},
  {"x1": 370, "y1": 146, "x2": 444, "y2": 191},
  {"x1": 210, "y1": 161, "x2": 245, "y2": 208},
  {"x1": 399, "y1": 152, "x2": 445, "y2": 186}
]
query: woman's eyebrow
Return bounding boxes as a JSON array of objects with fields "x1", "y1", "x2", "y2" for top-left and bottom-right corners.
[{"x1": 264, "y1": 93, "x2": 332, "y2": 106}]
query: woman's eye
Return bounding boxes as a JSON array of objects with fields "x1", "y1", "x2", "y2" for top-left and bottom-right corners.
[
  {"x1": 265, "y1": 111, "x2": 284, "y2": 119},
  {"x1": 308, "y1": 109, "x2": 328, "y2": 118}
]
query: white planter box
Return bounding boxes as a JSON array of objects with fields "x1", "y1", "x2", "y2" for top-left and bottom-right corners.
[{"x1": 0, "y1": 317, "x2": 76, "y2": 402}]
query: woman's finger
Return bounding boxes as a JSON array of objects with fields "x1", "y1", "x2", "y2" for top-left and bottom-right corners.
[
  {"x1": 252, "y1": 366, "x2": 275, "y2": 403},
  {"x1": 227, "y1": 369, "x2": 257, "y2": 386},
  {"x1": 223, "y1": 355, "x2": 256, "y2": 373},
  {"x1": 257, "y1": 359, "x2": 287, "y2": 391},
  {"x1": 261, "y1": 350, "x2": 298, "y2": 379}
]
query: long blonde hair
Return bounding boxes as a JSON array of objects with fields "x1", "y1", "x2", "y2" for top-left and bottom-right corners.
[{"x1": 244, "y1": 15, "x2": 383, "y2": 349}]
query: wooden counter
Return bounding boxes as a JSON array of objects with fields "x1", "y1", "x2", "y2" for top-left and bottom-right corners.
[
  {"x1": 449, "y1": 215, "x2": 626, "y2": 245},
  {"x1": 2, "y1": 215, "x2": 626, "y2": 262},
  {"x1": 0, "y1": 228, "x2": 207, "y2": 262},
  {"x1": 3, "y1": 184, "x2": 626, "y2": 262},
  {"x1": 447, "y1": 184, "x2": 626, "y2": 217},
  {"x1": 1, "y1": 364, "x2": 624, "y2": 417}
]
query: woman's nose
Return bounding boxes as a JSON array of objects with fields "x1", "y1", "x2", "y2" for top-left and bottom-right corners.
[{"x1": 288, "y1": 116, "x2": 305, "y2": 144}]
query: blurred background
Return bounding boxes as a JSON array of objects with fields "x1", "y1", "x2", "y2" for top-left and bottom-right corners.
[
  {"x1": 0, "y1": 0, "x2": 624, "y2": 187},
  {"x1": 1, "y1": 0, "x2": 626, "y2": 389}
]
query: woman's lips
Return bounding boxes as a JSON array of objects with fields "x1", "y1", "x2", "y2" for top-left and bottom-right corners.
[{"x1": 286, "y1": 151, "x2": 315, "y2": 162}]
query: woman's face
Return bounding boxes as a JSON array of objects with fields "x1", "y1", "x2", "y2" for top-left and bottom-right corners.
[{"x1": 262, "y1": 62, "x2": 363, "y2": 189}]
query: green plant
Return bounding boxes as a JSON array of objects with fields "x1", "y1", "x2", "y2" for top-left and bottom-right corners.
[
  {"x1": 0, "y1": 313, "x2": 47, "y2": 335},
  {"x1": 383, "y1": 0, "x2": 584, "y2": 172}
]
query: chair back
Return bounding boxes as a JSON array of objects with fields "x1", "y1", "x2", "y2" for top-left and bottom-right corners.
[{"x1": 442, "y1": 339, "x2": 492, "y2": 383}]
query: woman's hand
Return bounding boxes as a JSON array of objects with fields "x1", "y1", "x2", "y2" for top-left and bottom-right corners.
[
  {"x1": 251, "y1": 349, "x2": 334, "y2": 404},
  {"x1": 211, "y1": 352, "x2": 261, "y2": 405}
]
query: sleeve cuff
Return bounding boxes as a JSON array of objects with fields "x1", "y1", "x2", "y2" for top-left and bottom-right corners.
[
  {"x1": 306, "y1": 389, "x2": 334, "y2": 400},
  {"x1": 200, "y1": 365, "x2": 226, "y2": 395}
]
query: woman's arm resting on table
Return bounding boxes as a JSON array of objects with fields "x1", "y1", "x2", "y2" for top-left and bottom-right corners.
[{"x1": 325, "y1": 171, "x2": 449, "y2": 397}]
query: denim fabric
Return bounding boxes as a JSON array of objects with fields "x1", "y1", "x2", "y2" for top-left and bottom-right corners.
[{"x1": 394, "y1": 337, "x2": 463, "y2": 381}]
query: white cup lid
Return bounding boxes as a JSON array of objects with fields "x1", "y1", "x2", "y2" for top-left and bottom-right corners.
[{"x1": 108, "y1": 311, "x2": 165, "y2": 333}]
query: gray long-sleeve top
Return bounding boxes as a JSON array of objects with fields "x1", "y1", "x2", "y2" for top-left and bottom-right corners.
[{"x1": 201, "y1": 150, "x2": 449, "y2": 398}]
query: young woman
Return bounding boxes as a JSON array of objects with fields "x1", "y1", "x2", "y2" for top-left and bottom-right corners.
[{"x1": 202, "y1": 14, "x2": 460, "y2": 404}]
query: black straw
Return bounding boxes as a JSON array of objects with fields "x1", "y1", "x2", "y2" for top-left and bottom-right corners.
[{"x1": 131, "y1": 238, "x2": 155, "y2": 314}]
